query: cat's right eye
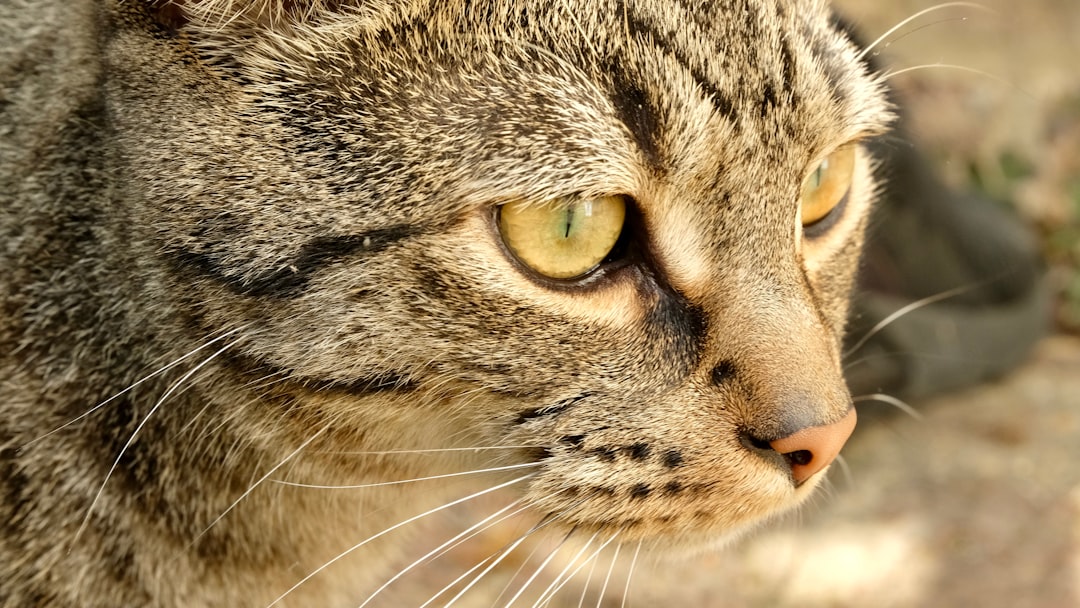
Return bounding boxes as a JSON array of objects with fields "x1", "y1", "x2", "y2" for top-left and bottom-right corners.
[
  {"x1": 800, "y1": 145, "x2": 856, "y2": 228},
  {"x1": 497, "y1": 196, "x2": 627, "y2": 280}
]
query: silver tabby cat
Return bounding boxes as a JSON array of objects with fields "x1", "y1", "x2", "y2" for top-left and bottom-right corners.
[{"x1": 0, "y1": 0, "x2": 890, "y2": 605}]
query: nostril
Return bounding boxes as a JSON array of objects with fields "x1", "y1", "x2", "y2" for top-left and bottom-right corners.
[
  {"x1": 768, "y1": 408, "x2": 857, "y2": 485},
  {"x1": 783, "y1": 449, "x2": 813, "y2": 467}
]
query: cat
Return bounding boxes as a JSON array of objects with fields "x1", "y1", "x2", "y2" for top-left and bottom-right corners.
[{"x1": 0, "y1": 0, "x2": 890, "y2": 605}]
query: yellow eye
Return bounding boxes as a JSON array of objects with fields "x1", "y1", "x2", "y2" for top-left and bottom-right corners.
[
  {"x1": 800, "y1": 145, "x2": 856, "y2": 227},
  {"x1": 498, "y1": 195, "x2": 626, "y2": 280}
]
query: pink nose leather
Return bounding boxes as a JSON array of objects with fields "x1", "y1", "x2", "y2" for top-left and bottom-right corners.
[{"x1": 769, "y1": 408, "x2": 857, "y2": 484}]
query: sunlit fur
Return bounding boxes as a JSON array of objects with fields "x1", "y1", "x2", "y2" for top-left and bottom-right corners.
[{"x1": 0, "y1": 0, "x2": 891, "y2": 605}]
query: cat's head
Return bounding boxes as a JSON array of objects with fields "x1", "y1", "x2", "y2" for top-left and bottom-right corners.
[{"x1": 130, "y1": 0, "x2": 890, "y2": 548}]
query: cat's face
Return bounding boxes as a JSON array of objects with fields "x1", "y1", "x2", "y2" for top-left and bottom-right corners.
[{"x1": 127, "y1": 0, "x2": 890, "y2": 550}]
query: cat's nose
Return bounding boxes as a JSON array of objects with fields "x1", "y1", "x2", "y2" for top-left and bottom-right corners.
[{"x1": 768, "y1": 408, "x2": 857, "y2": 485}]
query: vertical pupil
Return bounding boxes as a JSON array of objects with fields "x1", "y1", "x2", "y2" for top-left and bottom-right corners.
[
  {"x1": 813, "y1": 163, "x2": 827, "y2": 189},
  {"x1": 563, "y1": 206, "x2": 574, "y2": 238}
]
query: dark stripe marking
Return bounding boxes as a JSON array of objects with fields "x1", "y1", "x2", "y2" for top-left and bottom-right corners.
[
  {"x1": 302, "y1": 371, "x2": 419, "y2": 395},
  {"x1": 591, "y1": 447, "x2": 618, "y2": 462},
  {"x1": 607, "y1": 57, "x2": 666, "y2": 170},
  {"x1": 710, "y1": 360, "x2": 737, "y2": 386},
  {"x1": 515, "y1": 393, "x2": 590, "y2": 425},
  {"x1": 221, "y1": 350, "x2": 417, "y2": 396},
  {"x1": 642, "y1": 283, "x2": 707, "y2": 370},
  {"x1": 625, "y1": 442, "x2": 652, "y2": 461},
  {"x1": 662, "y1": 449, "x2": 685, "y2": 468},
  {"x1": 617, "y1": 1, "x2": 737, "y2": 122},
  {"x1": 174, "y1": 225, "x2": 419, "y2": 299}
]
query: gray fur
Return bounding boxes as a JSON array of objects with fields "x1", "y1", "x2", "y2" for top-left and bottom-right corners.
[{"x1": 0, "y1": 0, "x2": 890, "y2": 605}]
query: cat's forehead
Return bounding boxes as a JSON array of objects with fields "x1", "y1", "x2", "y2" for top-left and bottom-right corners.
[
  {"x1": 215, "y1": 0, "x2": 886, "y2": 132},
  {"x1": 186, "y1": 0, "x2": 889, "y2": 210}
]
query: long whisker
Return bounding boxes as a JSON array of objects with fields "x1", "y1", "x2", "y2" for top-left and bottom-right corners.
[
  {"x1": 576, "y1": 549, "x2": 600, "y2": 608},
  {"x1": 856, "y1": 2, "x2": 993, "y2": 62},
  {"x1": 26, "y1": 325, "x2": 249, "y2": 448},
  {"x1": 72, "y1": 337, "x2": 243, "y2": 548},
  {"x1": 867, "y1": 16, "x2": 977, "y2": 57},
  {"x1": 190, "y1": 424, "x2": 330, "y2": 551},
  {"x1": 418, "y1": 554, "x2": 500, "y2": 608},
  {"x1": 843, "y1": 284, "x2": 976, "y2": 358},
  {"x1": 530, "y1": 532, "x2": 600, "y2": 608},
  {"x1": 503, "y1": 530, "x2": 574, "y2": 607},
  {"x1": 430, "y1": 515, "x2": 558, "y2": 608},
  {"x1": 534, "y1": 532, "x2": 623, "y2": 608},
  {"x1": 267, "y1": 474, "x2": 535, "y2": 607},
  {"x1": 883, "y1": 63, "x2": 1011, "y2": 87},
  {"x1": 491, "y1": 531, "x2": 551, "y2": 607},
  {"x1": 272, "y1": 461, "x2": 542, "y2": 490},
  {"x1": 317, "y1": 445, "x2": 536, "y2": 456},
  {"x1": 595, "y1": 537, "x2": 622, "y2": 608},
  {"x1": 357, "y1": 499, "x2": 529, "y2": 608},
  {"x1": 832, "y1": 454, "x2": 855, "y2": 490},
  {"x1": 853, "y1": 393, "x2": 924, "y2": 421},
  {"x1": 620, "y1": 539, "x2": 643, "y2": 608}
]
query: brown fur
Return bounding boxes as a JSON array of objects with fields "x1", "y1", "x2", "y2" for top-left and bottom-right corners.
[{"x1": 0, "y1": 0, "x2": 890, "y2": 605}]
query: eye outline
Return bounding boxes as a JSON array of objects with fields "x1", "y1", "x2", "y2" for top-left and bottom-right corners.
[
  {"x1": 491, "y1": 194, "x2": 638, "y2": 291},
  {"x1": 799, "y1": 144, "x2": 858, "y2": 239}
]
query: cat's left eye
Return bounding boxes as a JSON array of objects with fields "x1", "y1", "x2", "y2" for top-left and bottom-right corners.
[
  {"x1": 800, "y1": 145, "x2": 856, "y2": 228},
  {"x1": 498, "y1": 196, "x2": 626, "y2": 280}
]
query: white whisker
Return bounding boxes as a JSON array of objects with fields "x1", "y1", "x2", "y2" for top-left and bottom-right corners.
[
  {"x1": 430, "y1": 515, "x2": 557, "y2": 608},
  {"x1": 530, "y1": 532, "x2": 600, "y2": 608},
  {"x1": 595, "y1": 536, "x2": 622, "y2": 608},
  {"x1": 272, "y1": 461, "x2": 542, "y2": 490},
  {"x1": 576, "y1": 550, "x2": 600, "y2": 608},
  {"x1": 503, "y1": 531, "x2": 574, "y2": 607},
  {"x1": 856, "y1": 2, "x2": 993, "y2": 62},
  {"x1": 418, "y1": 553, "x2": 499, "y2": 608},
  {"x1": 620, "y1": 539, "x2": 643, "y2": 608},
  {"x1": 73, "y1": 337, "x2": 243, "y2": 548},
  {"x1": 844, "y1": 284, "x2": 976, "y2": 358},
  {"x1": 313, "y1": 445, "x2": 536, "y2": 456},
  {"x1": 535, "y1": 532, "x2": 623, "y2": 608},
  {"x1": 357, "y1": 499, "x2": 529, "y2": 608},
  {"x1": 26, "y1": 325, "x2": 249, "y2": 448},
  {"x1": 853, "y1": 393, "x2": 924, "y2": 421},
  {"x1": 491, "y1": 532, "x2": 551, "y2": 607},
  {"x1": 191, "y1": 424, "x2": 330, "y2": 549},
  {"x1": 267, "y1": 474, "x2": 535, "y2": 607},
  {"x1": 884, "y1": 63, "x2": 1011, "y2": 87},
  {"x1": 832, "y1": 454, "x2": 855, "y2": 490}
]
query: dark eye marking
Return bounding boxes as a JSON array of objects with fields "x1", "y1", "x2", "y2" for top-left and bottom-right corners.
[
  {"x1": 514, "y1": 393, "x2": 591, "y2": 425},
  {"x1": 172, "y1": 225, "x2": 422, "y2": 299}
]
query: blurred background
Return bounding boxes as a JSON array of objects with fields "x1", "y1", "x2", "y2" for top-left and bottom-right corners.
[{"x1": 394, "y1": 1, "x2": 1080, "y2": 605}]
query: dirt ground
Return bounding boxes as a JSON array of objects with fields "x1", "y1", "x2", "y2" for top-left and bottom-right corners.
[{"x1": 390, "y1": 2, "x2": 1080, "y2": 606}]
